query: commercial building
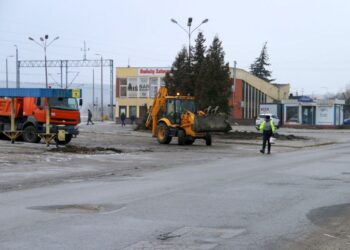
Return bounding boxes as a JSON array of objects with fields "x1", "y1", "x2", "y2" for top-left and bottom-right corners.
[
  {"x1": 282, "y1": 97, "x2": 345, "y2": 126},
  {"x1": 115, "y1": 67, "x2": 170, "y2": 121},
  {"x1": 229, "y1": 68, "x2": 290, "y2": 122},
  {"x1": 115, "y1": 67, "x2": 290, "y2": 123}
]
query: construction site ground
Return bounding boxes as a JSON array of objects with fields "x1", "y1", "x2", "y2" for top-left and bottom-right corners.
[
  {"x1": 1, "y1": 122, "x2": 350, "y2": 249},
  {"x1": 0, "y1": 122, "x2": 335, "y2": 193}
]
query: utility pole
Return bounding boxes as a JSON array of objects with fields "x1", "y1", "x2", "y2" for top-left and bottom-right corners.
[
  {"x1": 96, "y1": 54, "x2": 104, "y2": 121},
  {"x1": 14, "y1": 45, "x2": 19, "y2": 88},
  {"x1": 60, "y1": 60, "x2": 63, "y2": 88},
  {"x1": 81, "y1": 41, "x2": 90, "y2": 61},
  {"x1": 5, "y1": 55, "x2": 14, "y2": 88},
  {"x1": 101, "y1": 57, "x2": 103, "y2": 121},
  {"x1": 92, "y1": 69, "x2": 95, "y2": 110},
  {"x1": 233, "y1": 60, "x2": 237, "y2": 92},
  {"x1": 232, "y1": 61, "x2": 237, "y2": 119}
]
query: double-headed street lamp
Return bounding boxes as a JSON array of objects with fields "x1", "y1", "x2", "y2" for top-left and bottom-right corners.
[
  {"x1": 170, "y1": 17, "x2": 209, "y2": 62},
  {"x1": 5, "y1": 55, "x2": 14, "y2": 88},
  {"x1": 28, "y1": 35, "x2": 59, "y2": 88}
]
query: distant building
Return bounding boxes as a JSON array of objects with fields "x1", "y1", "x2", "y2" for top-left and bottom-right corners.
[
  {"x1": 115, "y1": 67, "x2": 290, "y2": 123},
  {"x1": 115, "y1": 67, "x2": 170, "y2": 121},
  {"x1": 229, "y1": 68, "x2": 290, "y2": 122},
  {"x1": 282, "y1": 97, "x2": 345, "y2": 126}
]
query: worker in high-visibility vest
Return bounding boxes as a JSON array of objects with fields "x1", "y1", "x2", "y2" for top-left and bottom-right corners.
[{"x1": 259, "y1": 115, "x2": 276, "y2": 154}]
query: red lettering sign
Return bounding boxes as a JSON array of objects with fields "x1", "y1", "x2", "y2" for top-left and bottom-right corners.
[{"x1": 139, "y1": 68, "x2": 170, "y2": 75}]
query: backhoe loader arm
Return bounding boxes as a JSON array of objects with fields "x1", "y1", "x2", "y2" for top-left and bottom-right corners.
[{"x1": 145, "y1": 86, "x2": 167, "y2": 137}]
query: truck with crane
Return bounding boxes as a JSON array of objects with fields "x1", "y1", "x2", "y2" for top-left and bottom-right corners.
[
  {"x1": 145, "y1": 86, "x2": 230, "y2": 146},
  {"x1": 0, "y1": 88, "x2": 81, "y2": 144}
]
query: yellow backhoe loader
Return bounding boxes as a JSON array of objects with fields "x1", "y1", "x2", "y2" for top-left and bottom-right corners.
[{"x1": 145, "y1": 86, "x2": 230, "y2": 146}]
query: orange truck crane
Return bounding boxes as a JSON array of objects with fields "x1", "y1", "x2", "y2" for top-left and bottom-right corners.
[
  {"x1": 0, "y1": 88, "x2": 82, "y2": 144},
  {"x1": 145, "y1": 86, "x2": 230, "y2": 146}
]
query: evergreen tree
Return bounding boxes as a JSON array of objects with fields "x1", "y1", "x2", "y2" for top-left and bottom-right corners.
[
  {"x1": 192, "y1": 32, "x2": 206, "y2": 77},
  {"x1": 192, "y1": 32, "x2": 206, "y2": 99},
  {"x1": 164, "y1": 47, "x2": 192, "y2": 96},
  {"x1": 250, "y1": 42, "x2": 275, "y2": 82},
  {"x1": 195, "y1": 36, "x2": 231, "y2": 113}
]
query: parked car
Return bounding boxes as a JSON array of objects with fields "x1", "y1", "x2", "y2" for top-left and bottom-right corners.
[
  {"x1": 255, "y1": 114, "x2": 280, "y2": 130},
  {"x1": 344, "y1": 118, "x2": 350, "y2": 125}
]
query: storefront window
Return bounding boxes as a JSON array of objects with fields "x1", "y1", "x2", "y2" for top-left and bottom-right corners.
[
  {"x1": 138, "y1": 78, "x2": 149, "y2": 98},
  {"x1": 286, "y1": 106, "x2": 299, "y2": 123},
  {"x1": 160, "y1": 78, "x2": 165, "y2": 86},
  {"x1": 119, "y1": 78, "x2": 127, "y2": 97},
  {"x1": 129, "y1": 106, "x2": 137, "y2": 118},
  {"x1": 127, "y1": 78, "x2": 138, "y2": 97},
  {"x1": 302, "y1": 106, "x2": 315, "y2": 125},
  {"x1": 149, "y1": 77, "x2": 158, "y2": 98}
]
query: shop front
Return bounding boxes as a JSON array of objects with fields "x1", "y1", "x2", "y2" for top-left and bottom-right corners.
[{"x1": 282, "y1": 98, "x2": 344, "y2": 127}]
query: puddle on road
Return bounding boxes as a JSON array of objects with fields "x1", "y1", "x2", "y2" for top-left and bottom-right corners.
[
  {"x1": 48, "y1": 145, "x2": 123, "y2": 154},
  {"x1": 307, "y1": 203, "x2": 350, "y2": 229},
  {"x1": 28, "y1": 203, "x2": 125, "y2": 214}
]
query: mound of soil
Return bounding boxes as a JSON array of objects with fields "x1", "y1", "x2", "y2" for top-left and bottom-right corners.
[
  {"x1": 217, "y1": 131, "x2": 307, "y2": 141},
  {"x1": 49, "y1": 145, "x2": 123, "y2": 154}
]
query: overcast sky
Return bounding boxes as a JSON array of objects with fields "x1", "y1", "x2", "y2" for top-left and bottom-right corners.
[{"x1": 0, "y1": 0, "x2": 349, "y2": 96}]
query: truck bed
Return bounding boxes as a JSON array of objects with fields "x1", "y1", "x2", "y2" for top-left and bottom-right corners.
[{"x1": 0, "y1": 98, "x2": 24, "y2": 117}]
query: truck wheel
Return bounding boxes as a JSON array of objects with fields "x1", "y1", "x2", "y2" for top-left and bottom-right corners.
[
  {"x1": 157, "y1": 123, "x2": 172, "y2": 144},
  {"x1": 177, "y1": 130, "x2": 185, "y2": 145},
  {"x1": 23, "y1": 125, "x2": 41, "y2": 143},
  {"x1": 205, "y1": 132, "x2": 212, "y2": 146},
  {"x1": 54, "y1": 134, "x2": 72, "y2": 145}
]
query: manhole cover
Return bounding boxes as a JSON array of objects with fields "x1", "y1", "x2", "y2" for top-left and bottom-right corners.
[{"x1": 28, "y1": 203, "x2": 125, "y2": 214}]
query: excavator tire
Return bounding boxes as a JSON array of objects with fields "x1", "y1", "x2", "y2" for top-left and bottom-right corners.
[
  {"x1": 157, "y1": 123, "x2": 172, "y2": 144},
  {"x1": 23, "y1": 125, "x2": 41, "y2": 143},
  {"x1": 185, "y1": 138, "x2": 195, "y2": 145},
  {"x1": 177, "y1": 130, "x2": 185, "y2": 145},
  {"x1": 205, "y1": 132, "x2": 212, "y2": 146}
]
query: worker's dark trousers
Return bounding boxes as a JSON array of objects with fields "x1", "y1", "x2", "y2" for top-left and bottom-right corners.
[{"x1": 262, "y1": 130, "x2": 273, "y2": 153}]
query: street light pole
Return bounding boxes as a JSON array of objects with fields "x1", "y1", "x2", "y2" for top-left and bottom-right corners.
[
  {"x1": 96, "y1": 54, "x2": 104, "y2": 121},
  {"x1": 28, "y1": 35, "x2": 59, "y2": 88},
  {"x1": 14, "y1": 45, "x2": 19, "y2": 88},
  {"x1": 171, "y1": 17, "x2": 209, "y2": 62},
  {"x1": 44, "y1": 45, "x2": 48, "y2": 88},
  {"x1": 5, "y1": 55, "x2": 14, "y2": 88},
  {"x1": 92, "y1": 69, "x2": 95, "y2": 111}
]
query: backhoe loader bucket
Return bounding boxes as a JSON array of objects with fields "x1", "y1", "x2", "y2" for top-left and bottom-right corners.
[{"x1": 193, "y1": 114, "x2": 231, "y2": 132}]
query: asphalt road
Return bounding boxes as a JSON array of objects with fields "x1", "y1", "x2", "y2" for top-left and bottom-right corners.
[{"x1": 1, "y1": 132, "x2": 350, "y2": 249}]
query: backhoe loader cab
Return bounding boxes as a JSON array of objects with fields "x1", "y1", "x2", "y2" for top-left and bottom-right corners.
[
  {"x1": 145, "y1": 86, "x2": 230, "y2": 146},
  {"x1": 164, "y1": 97, "x2": 196, "y2": 124}
]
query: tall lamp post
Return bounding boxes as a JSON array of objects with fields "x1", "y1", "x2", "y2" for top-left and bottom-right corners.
[
  {"x1": 14, "y1": 45, "x2": 19, "y2": 88},
  {"x1": 5, "y1": 55, "x2": 14, "y2": 88},
  {"x1": 28, "y1": 35, "x2": 59, "y2": 88},
  {"x1": 95, "y1": 54, "x2": 104, "y2": 121},
  {"x1": 170, "y1": 17, "x2": 208, "y2": 62}
]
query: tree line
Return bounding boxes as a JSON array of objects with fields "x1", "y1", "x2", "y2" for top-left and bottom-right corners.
[{"x1": 164, "y1": 33, "x2": 274, "y2": 114}]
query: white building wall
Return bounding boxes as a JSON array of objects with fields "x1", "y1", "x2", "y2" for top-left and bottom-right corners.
[{"x1": 316, "y1": 106, "x2": 334, "y2": 125}]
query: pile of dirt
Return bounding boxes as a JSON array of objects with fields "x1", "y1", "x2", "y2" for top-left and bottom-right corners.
[
  {"x1": 49, "y1": 145, "x2": 123, "y2": 154},
  {"x1": 216, "y1": 131, "x2": 307, "y2": 141}
]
